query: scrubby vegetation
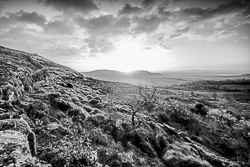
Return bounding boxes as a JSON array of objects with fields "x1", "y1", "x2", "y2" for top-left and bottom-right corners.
[
  {"x1": 1, "y1": 46, "x2": 250, "y2": 167},
  {"x1": 172, "y1": 79, "x2": 250, "y2": 103}
]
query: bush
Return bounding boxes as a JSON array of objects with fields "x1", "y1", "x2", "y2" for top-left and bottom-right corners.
[
  {"x1": 190, "y1": 103, "x2": 208, "y2": 116},
  {"x1": 55, "y1": 111, "x2": 66, "y2": 120},
  {"x1": 38, "y1": 124, "x2": 104, "y2": 167},
  {"x1": 68, "y1": 108, "x2": 88, "y2": 121},
  {"x1": 97, "y1": 148, "x2": 134, "y2": 167}
]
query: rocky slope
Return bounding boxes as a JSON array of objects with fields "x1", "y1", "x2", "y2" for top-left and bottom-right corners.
[
  {"x1": 0, "y1": 46, "x2": 249, "y2": 167},
  {"x1": 0, "y1": 46, "x2": 105, "y2": 166}
]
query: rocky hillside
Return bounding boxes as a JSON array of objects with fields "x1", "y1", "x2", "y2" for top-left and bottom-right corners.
[{"x1": 0, "y1": 46, "x2": 249, "y2": 167}]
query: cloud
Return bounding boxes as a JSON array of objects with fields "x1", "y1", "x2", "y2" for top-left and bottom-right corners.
[
  {"x1": 0, "y1": 10, "x2": 47, "y2": 30},
  {"x1": 44, "y1": 19, "x2": 75, "y2": 35},
  {"x1": 147, "y1": 0, "x2": 249, "y2": 42},
  {"x1": 143, "y1": 46, "x2": 154, "y2": 50},
  {"x1": 141, "y1": 0, "x2": 156, "y2": 10},
  {"x1": 170, "y1": 0, "x2": 187, "y2": 2},
  {"x1": 0, "y1": 26, "x2": 46, "y2": 52},
  {"x1": 179, "y1": 0, "x2": 250, "y2": 23},
  {"x1": 141, "y1": 0, "x2": 169, "y2": 10},
  {"x1": 132, "y1": 14, "x2": 161, "y2": 34},
  {"x1": 157, "y1": 6, "x2": 173, "y2": 20},
  {"x1": 118, "y1": 4, "x2": 144, "y2": 16},
  {"x1": 7, "y1": 10, "x2": 46, "y2": 26},
  {"x1": 76, "y1": 14, "x2": 115, "y2": 35},
  {"x1": 38, "y1": 0, "x2": 99, "y2": 13},
  {"x1": 213, "y1": 0, "x2": 250, "y2": 15},
  {"x1": 76, "y1": 14, "x2": 132, "y2": 36},
  {"x1": 85, "y1": 36, "x2": 116, "y2": 55},
  {"x1": 0, "y1": 16, "x2": 12, "y2": 28},
  {"x1": 158, "y1": 42, "x2": 173, "y2": 50},
  {"x1": 187, "y1": 29, "x2": 238, "y2": 42},
  {"x1": 170, "y1": 26, "x2": 189, "y2": 38},
  {"x1": 242, "y1": 4, "x2": 250, "y2": 17},
  {"x1": 0, "y1": 22, "x2": 86, "y2": 65},
  {"x1": 213, "y1": 21, "x2": 223, "y2": 29},
  {"x1": 0, "y1": 0, "x2": 9, "y2": 12}
]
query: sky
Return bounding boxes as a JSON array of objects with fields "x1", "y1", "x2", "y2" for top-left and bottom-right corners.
[{"x1": 0, "y1": 0, "x2": 249, "y2": 72}]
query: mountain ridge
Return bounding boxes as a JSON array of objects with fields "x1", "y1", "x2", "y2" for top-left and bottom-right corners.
[{"x1": 83, "y1": 69, "x2": 162, "y2": 76}]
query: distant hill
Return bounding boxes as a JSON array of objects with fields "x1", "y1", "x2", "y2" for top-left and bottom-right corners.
[
  {"x1": 83, "y1": 69, "x2": 162, "y2": 77},
  {"x1": 82, "y1": 69, "x2": 163, "y2": 85},
  {"x1": 241, "y1": 73, "x2": 250, "y2": 77}
]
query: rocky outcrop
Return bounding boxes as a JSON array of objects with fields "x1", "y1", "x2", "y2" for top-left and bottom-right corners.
[
  {"x1": 0, "y1": 113, "x2": 49, "y2": 166},
  {"x1": 0, "y1": 46, "x2": 103, "y2": 166},
  {"x1": 0, "y1": 130, "x2": 33, "y2": 166}
]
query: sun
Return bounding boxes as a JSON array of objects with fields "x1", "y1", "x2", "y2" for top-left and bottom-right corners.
[
  {"x1": 105, "y1": 39, "x2": 161, "y2": 72},
  {"x1": 109, "y1": 39, "x2": 143, "y2": 72},
  {"x1": 73, "y1": 38, "x2": 176, "y2": 72},
  {"x1": 103, "y1": 39, "x2": 175, "y2": 72}
]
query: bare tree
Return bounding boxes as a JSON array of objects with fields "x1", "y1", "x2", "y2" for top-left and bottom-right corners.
[
  {"x1": 138, "y1": 86, "x2": 158, "y2": 111},
  {"x1": 122, "y1": 86, "x2": 158, "y2": 128},
  {"x1": 122, "y1": 100, "x2": 143, "y2": 128}
]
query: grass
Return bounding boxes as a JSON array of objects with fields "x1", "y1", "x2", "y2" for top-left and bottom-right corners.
[{"x1": 37, "y1": 78, "x2": 250, "y2": 166}]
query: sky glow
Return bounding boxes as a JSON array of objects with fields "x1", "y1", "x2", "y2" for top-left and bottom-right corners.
[{"x1": 0, "y1": 0, "x2": 249, "y2": 72}]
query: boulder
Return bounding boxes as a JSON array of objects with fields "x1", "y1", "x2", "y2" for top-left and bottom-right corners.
[
  {"x1": 0, "y1": 116, "x2": 50, "y2": 166},
  {"x1": 0, "y1": 130, "x2": 35, "y2": 166},
  {"x1": 162, "y1": 143, "x2": 211, "y2": 167}
]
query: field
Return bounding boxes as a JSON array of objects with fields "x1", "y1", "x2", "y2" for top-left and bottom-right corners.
[{"x1": 84, "y1": 70, "x2": 250, "y2": 87}]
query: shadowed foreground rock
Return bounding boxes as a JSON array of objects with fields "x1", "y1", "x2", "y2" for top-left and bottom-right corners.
[{"x1": 0, "y1": 116, "x2": 49, "y2": 166}]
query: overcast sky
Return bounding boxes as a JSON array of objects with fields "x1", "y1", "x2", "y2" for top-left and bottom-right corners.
[{"x1": 0, "y1": 0, "x2": 249, "y2": 72}]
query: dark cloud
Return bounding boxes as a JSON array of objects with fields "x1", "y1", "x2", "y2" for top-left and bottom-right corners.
[
  {"x1": 76, "y1": 14, "x2": 115, "y2": 35},
  {"x1": 213, "y1": 0, "x2": 250, "y2": 14},
  {"x1": 7, "y1": 10, "x2": 46, "y2": 26},
  {"x1": 141, "y1": 0, "x2": 169, "y2": 10},
  {"x1": 242, "y1": 5, "x2": 250, "y2": 17},
  {"x1": 133, "y1": 14, "x2": 160, "y2": 34},
  {"x1": 171, "y1": 0, "x2": 186, "y2": 2},
  {"x1": 118, "y1": 4, "x2": 144, "y2": 15},
  {"x1": 38, "y1": 0, "x2": 99, "y2": 13},
  {"x1": 114, "y1": 17, "x2": 132, "y2": 33},
  {"x1": 44, "y1": 19, "x2": 75, "y2": 35},
  {"x1": 157, "y1": 6, "x2": 173, "y2": 19},
  {"x1": 141, "y1": 0, "x2": 156, "y2": 10},
  {"x1": 179, "y1": 0, "x2": 250, "y2": 22},
  {"x1": 0, "y1": 10, "x2": 46, "y2": 29},
  {"x1": 76, "y1": 14, "x2": 131, "y2": 36},
  {"x1": 0, "y1": 3, "x2": 3, "y2": 12},
  {"x1": 0, "y1": 0, "x2": 9, "y2": 12}
]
